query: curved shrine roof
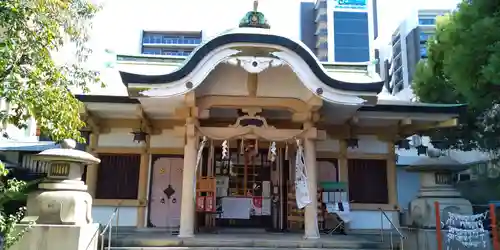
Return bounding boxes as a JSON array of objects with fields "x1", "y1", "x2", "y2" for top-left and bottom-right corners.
[{"x1": 119, "y1": 27, "x2": 384, "y2": 94}]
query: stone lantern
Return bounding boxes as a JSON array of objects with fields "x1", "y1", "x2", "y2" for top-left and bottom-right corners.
[
  {"x1": 405, "y1": 155, "x2": 472, "y2": 228},
  {"x1": 12, "y1": 139, "x2": 101, "y2": 250}
]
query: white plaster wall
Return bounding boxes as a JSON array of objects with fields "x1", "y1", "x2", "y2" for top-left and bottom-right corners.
[
  {"x1": 396, "y1": 168, "x2": 420, "y2": 209},
  {"x1": 257, "y1": 67, "x2": 309, "y2": 100},
  {"x1": 93, "y1": 206, "x2": 137, "y2": 227},
  {"x1": 347, "y1": 135, "x2": 388, "y2": 154},
  {"x1": 197, "y1": 65, "x2": 310, "y2": 101},
  {"x1": 316, "y1": 136, "x2": 340, "y2": 152},
  {"x1": 350, "y1": 211, "x2": 399, "y2": 230},
  {"x1": 196, "y1": 64, "x2": 248, "y2": 96},
  {"x1": 98, "y1": 128, "x2": 142, "y2": 148},
  {"x1": 150, "y1": 129, "x2": 184, "y2": 148},
  {"x1": 117, "y1": 63, "x2": 179, "y2": 75}
]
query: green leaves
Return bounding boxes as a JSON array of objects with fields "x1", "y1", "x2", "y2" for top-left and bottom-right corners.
[
  {"x1": 0, "y1": 0, "x2": 100, "y2": 246},
  {"x1": 413, "y1": 0, "x2": 500, "y2": 153},
  {"x1": 0, "y1": 161, "x2": 35, "y2": 249},
  {"x1": 0, "y1": 0, "x2": 101, "y2": 142}
]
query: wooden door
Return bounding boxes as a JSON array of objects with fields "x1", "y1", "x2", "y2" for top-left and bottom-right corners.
[{"x1": 148, "y1": 157, "x2": 184, "y2": 228}]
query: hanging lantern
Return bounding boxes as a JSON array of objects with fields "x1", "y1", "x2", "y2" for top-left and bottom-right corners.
[
  {"x1": 396, "y1": 139, "x2": 410, "y2": 150},
  {"x1": 416, "y1": 144, "x2": 428, "y2": 155},
  {"x1": 79, "y1": 130, "x2": 91, "y2": 146},
  {"x1": 131, "y1": 130, "x2": 148, "y2": 144},
  {"x1": 431, "y1": 140, "x2": 448, "y2": 150},
  {"x1": 346, "y1": 138, "x2": 358, "y2": 149}
]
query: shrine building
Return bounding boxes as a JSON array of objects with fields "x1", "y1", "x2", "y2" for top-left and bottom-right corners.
[{"x1": 75, "y1": 3, "x2": 464, "y2": 238}]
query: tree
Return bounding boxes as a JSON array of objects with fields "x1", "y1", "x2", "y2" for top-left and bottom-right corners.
[
  {"x1": 0, "y1": 0, "x2": 102, "y2": 142},
  {"x1": 413, "y1": 0, "x2": 500, "y2": 155},
  {"x1": 0, "y1": 161, "x2": 32, "y2": 249},
  {"x1": 0, "y1": 0, "x2": 101, "y2": 248}
]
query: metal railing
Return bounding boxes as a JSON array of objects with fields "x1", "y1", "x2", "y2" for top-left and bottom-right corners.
[
  {"x1": 100, "y1": 206, "x2": 120, "y2": 250},
  {"x1": 379, "y1": 208, "x2": 406, "y2": 250}
]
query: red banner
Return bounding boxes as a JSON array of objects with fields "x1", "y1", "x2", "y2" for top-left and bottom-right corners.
[
  {"x1": 205, "y1": 194, "x2": 216, "y2": 212},
  {"x1": 196, "y1": 196, "x2": 205, "y2": 212},
  {"x1": 252, "y1": 196, "x2": 263, "y2": 208}
]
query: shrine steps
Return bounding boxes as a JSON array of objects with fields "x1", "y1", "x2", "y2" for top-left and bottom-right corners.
[
  {"x1": 106, "y1": 248, "x2": 396, "y2": 250},
  {"x1": 102, "y1": 230, "x2": 401, "y2": 250}
]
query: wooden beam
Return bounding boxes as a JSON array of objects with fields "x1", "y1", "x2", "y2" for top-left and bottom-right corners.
[
  {"x1": 197, "y1": 95, "x2": 310, "y2": 113},
  {"x1": 85, "y1": 132, "x2": 99, "y2": 198},
  {"x1": 291, "y1": 112, "x2": 312, "y2": 122},
  {"x1": 325, "y1": 124, "x2": 398, "y2": 139},
  {"x1": 246, "y1": 73, "x2": 258, "y2": 97},
  {"x1": 136, "y1": 106, "x2": 154, "y2": 133},
  {"x1": 338, "y1": 139, "x2": 348, "y2": 183},
  {"x1": 386, "y1": 142, "x2": 397, "y2": 207},
  {"x1": 184, "y1": 91, "x2": 196, "y2": 107},
  {"x1": 174, "y1": 125, "x2": 326, "y2": 140},
  {"x1": 305, "y1": 93, "x2": 323, "y2": 111},
  {"x1": 136, "y1": 133, "x2": 150, "y2": 228},
  {"x1": 94, "y1": 199, "x2": 145, "y2": 207},
  {"x1": 94, "y1": 117, "x2": 405, "y2": 138},
  {"x1": 79, "y1": 105, "x2": 100, "y2": 132},
  {"x1": 88, "y1": 117, "x2": 457, "y2": 139},
  {"x1": 400, "y1": 118, "x2": 458, "y2": 135}
]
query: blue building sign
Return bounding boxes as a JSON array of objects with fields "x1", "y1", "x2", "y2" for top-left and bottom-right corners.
[{"x1": 334, "y1": 0, "x2": 367, "y2": 10}]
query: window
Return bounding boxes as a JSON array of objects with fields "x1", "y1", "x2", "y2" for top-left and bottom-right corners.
[
  {"x1": 333, "y1": 12, "x2": 370, "y2": 62},
  {"x1": 392, "y1": 34, "x2": 401, "y2": 45},
  {"x1": 141, "y1": 31, "x2": 201, "y2": 57},
  {"x1": 392, "y1": 44, "x2": 401, "y2": 57},
  {"x1": 419, "y1": 18, "x2": 436, "y2": 25},
  {"x1": 95, "y1": 154, "x2": 141, "y2": 199},
  {"x1": 317, "y1": 54, "x2": 328, "y2": 62},
  {"x1": 420, "y1": 32, "x2": 432, "y2": 43},
  {"x1": 142, "y1": 33, "x2": 201, "y2": 45},
  {"x1": 347, "y1": 159, "x2": 388, "y2": 204},
  {"x1": 316, "y1": 28, "x2": 328, "y2": 36},
  {"x1": 394, "y1": 68, "x2": 403, "y2": 83},
  {"x1": 420, "y1": 46, "x2": 427, "y2": 58}
]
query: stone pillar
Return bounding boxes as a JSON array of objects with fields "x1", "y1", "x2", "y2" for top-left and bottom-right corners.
[
  {"x1": 178, "y1": 123, "x2": 198, "y2": 238},
  {"x1": 303, "y1": 137, "x2": 320, "y2": 239}
]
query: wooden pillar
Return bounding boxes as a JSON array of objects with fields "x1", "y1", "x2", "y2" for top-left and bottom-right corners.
[
  {"x1": 136, "y1": 135, "x2": 150, "y2": 228},
  {"x1": 303, "y1": 122, "x2": 320, "y2": 239},
  {"x1": 338, "y1": 139, "x2": 348, "y2": 183},
  {"x1": 86, "y1": 132, "x2": 99, "y2": 198},
  {"x1": 386, "y1": 142, "x2": 398, "y2": 208},
  {"x1": 178, "y1": 120, "x2": 198, "y2": 238}
]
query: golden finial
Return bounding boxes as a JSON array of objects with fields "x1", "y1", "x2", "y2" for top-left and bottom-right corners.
[{"x1": 253, "y1": 0, "x2": 258, "y2": 12}]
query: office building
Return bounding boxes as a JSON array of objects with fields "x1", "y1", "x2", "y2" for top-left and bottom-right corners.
[
  {"x1": 381, "y1": 9, "x2": 451, "y2": 95},
  {"x1": 301, "y1": 0, "x2": 378, "y2": 63}
]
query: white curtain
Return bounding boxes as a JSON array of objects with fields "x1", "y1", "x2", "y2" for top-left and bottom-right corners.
[{"x1": 295, "y1": 140, "x2": 311, "y2": 209}]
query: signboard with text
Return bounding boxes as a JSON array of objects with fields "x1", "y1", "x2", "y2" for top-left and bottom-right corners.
[{"x1": 334, "y1": 0, "x2": 367, "y2": 10}]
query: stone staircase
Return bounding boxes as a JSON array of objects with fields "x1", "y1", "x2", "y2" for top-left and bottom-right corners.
[{"x1": 101, "y1": 228, "x2": 402, "y2": 250}]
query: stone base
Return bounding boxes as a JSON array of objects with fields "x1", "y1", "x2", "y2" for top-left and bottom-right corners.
[
  {"x1": 409, "y1": 197, "x2": 472, "y2": 227},
  {"x1": 10, "y1": 223, "x2": 99, "y2": 250},
  {"x1": 403, "y1": 228, "x2": 492, "y2": 250}
]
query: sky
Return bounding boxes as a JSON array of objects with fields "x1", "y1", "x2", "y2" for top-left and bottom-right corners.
[
  {"x1": 376, "y1": 0, "x2": 460, "y2": 45},
  {"x1": 78, "y1": 0, "x2": 461, "y2": 72}
]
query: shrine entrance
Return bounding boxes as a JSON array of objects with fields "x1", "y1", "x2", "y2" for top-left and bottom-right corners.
[
  {"x1": 193, "y1": 114, "x2": 313, "y2": 232},
  {"x1": 207, "y1": 141, "x2": 276, "y2": 229}
]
